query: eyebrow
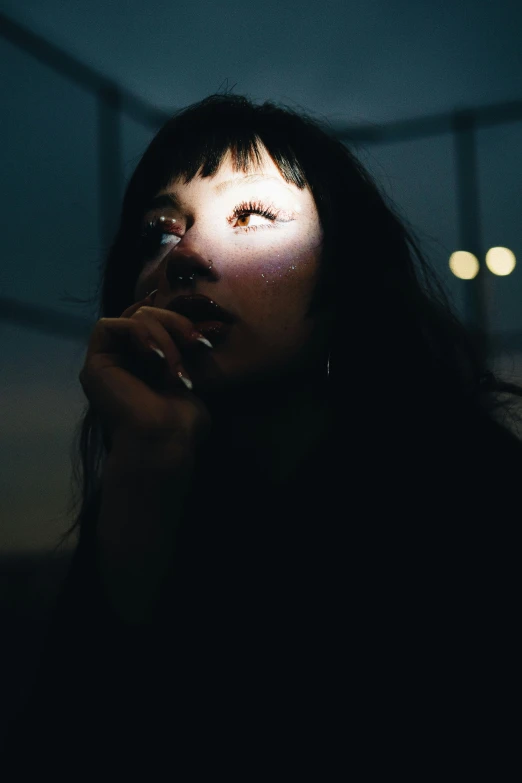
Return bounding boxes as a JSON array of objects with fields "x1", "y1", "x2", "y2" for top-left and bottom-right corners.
[{"x1": 145, "y1": 175, "x2": 292, "y2": 213}]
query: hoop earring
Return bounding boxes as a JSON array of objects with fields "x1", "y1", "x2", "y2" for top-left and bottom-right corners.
[{"x1": 327, "y1": 351, "x2": 331, "y2": 380}]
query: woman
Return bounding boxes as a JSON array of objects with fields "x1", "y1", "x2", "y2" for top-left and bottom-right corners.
[{"x1": 4, "y1": 93, "x2": 522, "y2": 775}]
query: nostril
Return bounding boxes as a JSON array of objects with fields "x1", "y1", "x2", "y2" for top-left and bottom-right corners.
[
  {"x1": 164, "y1": 249, "x2": 217, "y2": 289},
  {"x1": 167, "y1": 262, "x2": 195, "y2": 285}
]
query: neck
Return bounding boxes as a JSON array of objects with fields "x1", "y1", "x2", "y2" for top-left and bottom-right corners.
[{"x1": 195, "y1": 369, "x2": 332, "y2": 489}]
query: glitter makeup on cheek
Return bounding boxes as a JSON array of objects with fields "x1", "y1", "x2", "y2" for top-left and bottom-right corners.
[
  {"x1": 256, "y1": 254, "x2": 314, "y2": 286},
  {"x1": 249, "y1": 227, "x2": 318, "y2": 285}
]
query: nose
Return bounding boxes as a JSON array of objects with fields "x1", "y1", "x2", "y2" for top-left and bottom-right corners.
[{"x1": 162, "y1": 246, "x2": 216, "y2": 291}]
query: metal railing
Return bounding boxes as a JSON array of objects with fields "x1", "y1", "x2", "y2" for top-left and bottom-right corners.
[{"x1": 2, "y1": 11, "x2": 522, "y2": 357}]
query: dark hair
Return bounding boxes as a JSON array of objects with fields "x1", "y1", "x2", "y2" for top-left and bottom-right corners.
[{"x1": 51, "y1": 92, "x2": 522, "y2": 555}]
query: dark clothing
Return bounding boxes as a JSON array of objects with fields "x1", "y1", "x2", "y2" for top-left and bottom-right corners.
[{"x1": 2, "y1": 411, "x2": 521, "y2": 776}]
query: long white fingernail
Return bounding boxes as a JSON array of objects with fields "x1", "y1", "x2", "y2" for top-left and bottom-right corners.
[
  {"x1": 177, "y1": 371, "x2": 193, "y2": 390},
  {"x1": 145, "y1": 288, "x2": 159, "y2": 303},
  {"x1": 196, "y1": 336, "x2": 213, "y2": 349},
  {"x1": 147, "y1": 340, "x2": 165, "y2": 359}
]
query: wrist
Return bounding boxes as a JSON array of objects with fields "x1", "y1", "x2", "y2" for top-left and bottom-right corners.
[
  {"x1": 96, "y1": 461, "x2": 190, "y2": 626},
  {"x1": 105, "y1": 429, "x2": 197, "y2": 486}
]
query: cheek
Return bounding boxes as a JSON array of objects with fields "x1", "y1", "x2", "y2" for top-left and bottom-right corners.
[{"x1": 226, "y1": 234, "x2": 322, "y2": 325}]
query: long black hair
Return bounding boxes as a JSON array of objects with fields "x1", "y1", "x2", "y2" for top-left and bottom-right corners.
[{"x1": 50, "y1": 91, "x2": 522, "y2": 555}]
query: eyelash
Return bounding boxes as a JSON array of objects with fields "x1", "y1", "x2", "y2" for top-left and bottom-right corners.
[
  {"x1": 228, "y1": 200, "x2": 279, "y2": 231},
  {"x1": 140, "y1": 199, "x2": 280, "y2": 254}
]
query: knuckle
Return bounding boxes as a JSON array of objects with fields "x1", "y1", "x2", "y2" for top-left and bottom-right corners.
[
  {"x1": 92, "y1": 319, "x2": 107, "y2": 338},
  {"x1": 96, "y1": 317, "x2": 111, "y2": 329},
  {"x1": 78, "y1": 372, "x2": 89, "y2": 393},
  {"x1": 78, "y1": 364, "x2": 91, "y2": 383}
]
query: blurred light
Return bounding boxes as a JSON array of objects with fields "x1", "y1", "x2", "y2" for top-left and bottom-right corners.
[
  {"x1": 449, "y1": 251, "x2": 479, "y2": 279},
  {"x1": 485, "y1": 246, "x2": 516, "y2": 276}
]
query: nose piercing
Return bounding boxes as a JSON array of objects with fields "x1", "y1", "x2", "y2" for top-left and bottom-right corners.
[{"x1": 146, "y1": 260, "x2": 211, "y2": 295}]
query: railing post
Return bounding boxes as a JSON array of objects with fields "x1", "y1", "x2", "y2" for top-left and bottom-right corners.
[
  {"x1": 97, "y1": 83, "x2": 123, "y2": 254},
  {"x1": 452, "y1": 109, "x2": 490, "y2": 361}
]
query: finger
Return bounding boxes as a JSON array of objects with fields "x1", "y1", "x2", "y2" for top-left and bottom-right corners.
[
  {"x1": 83, "y1": 315, "x2": 194, "y2": 393},
  {"x1": 122, "y1": 300, "x2": 211, "y2": 353},
  {"x1": 132, "y1": 306, "x2": 199, "y2": 349},
  {"x1": 120, "y1": 292, "x2": 157, "y2": 319},
  {"x1": 130, "y1": 310, "x2": 194, "y2": 386}
]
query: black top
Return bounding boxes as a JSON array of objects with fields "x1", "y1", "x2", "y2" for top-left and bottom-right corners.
[{"x1": 3, "y1": 410, "x2": 521, "y2": 776}]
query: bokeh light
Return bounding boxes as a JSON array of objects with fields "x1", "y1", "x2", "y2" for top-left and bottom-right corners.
[
  {"x1": 449, "y1": 251, "x2": 480, "y2": 280},
  {"x1": 485, "y1": 246, "x2": 516, "y2": 276}
]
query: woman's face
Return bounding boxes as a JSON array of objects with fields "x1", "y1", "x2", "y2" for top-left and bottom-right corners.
[{"x1": 134, "y1": 145, "x2": 329, "y2": 392}]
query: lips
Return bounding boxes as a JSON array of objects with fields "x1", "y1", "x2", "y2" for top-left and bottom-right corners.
[{"x1": 165, "y1": 294, "x2": 235, "y2": 324}]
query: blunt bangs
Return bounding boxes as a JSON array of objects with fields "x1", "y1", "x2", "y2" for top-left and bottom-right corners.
[{"x1": 127, "y1": 95, "x2": 311, "y2": 221}]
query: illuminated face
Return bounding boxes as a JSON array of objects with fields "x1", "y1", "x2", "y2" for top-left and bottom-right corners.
[{"x1": 134, "y1": 145, "x2": 329, "y2": 392}]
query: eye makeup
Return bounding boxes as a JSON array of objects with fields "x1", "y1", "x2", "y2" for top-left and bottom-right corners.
[
  {"x1": 227, "y1": 200, "x2": 295, "y2": 232},
  {"x1": 139, "y1": 216, "x2": 182, "y2": 260},
  {"x1": 142, "y1": 215, "x2": 181, "y2": 242},
  {"x1": 139, "y1": 199, "x2": 296, "y2": 259}
]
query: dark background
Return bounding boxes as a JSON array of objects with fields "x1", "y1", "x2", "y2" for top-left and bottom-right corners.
[
  {"x1": 1, "y1": 0, "x2": 521, "y2": 737},
  {"x1": 1, "y1": 0, "x2": 522, "y2": 554}
]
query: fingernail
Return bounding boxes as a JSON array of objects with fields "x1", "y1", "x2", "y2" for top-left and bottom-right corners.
[
  {"x1": 195, "y1": 336, "x2": 213, "y2": 349},
  {"x1": 146, "y1": 340, "x2": 165, "y2": 359},
  {"x1": 177, "y1": 371, "x2": 193, "y2": 390},
  {"x1": 189, "y1": 330, "x2": 213, "y2": 349},
  {"x1": 144, "y1": 288, "x2": 159, "y2": 303}
]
